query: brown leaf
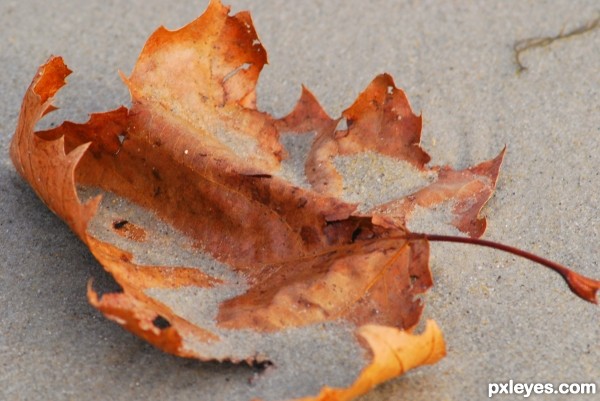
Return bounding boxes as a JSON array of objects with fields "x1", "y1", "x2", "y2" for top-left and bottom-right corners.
[
  {"x1": 280, "y1": 73, "x2": 505, "y2": 237},
  {"x1": 10, "y1": 1, "x2": 510, "y2": 400}
]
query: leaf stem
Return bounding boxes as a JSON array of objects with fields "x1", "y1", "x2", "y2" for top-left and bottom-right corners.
[{"x1": 408, "y1": 232, "x2": 600, "y2": 304}]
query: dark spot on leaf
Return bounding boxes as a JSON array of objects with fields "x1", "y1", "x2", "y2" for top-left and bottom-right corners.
[
  {"x1": 112, "y1": 220, "x2": 147, "y2": 242},
  {"x1": 296, "y1": 197, "x2": 307, "y2": 208},
  {"x1": 351, "y1": 227, "x2": 362, "y2": 242},
  {"x1": 152, "y1": 315, "x2": 171, "y2": 329},
  {"x1": 113, "y1": 219, "x2": 128, "y2": 229}
]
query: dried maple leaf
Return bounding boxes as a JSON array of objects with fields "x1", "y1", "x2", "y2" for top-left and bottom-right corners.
[{"x1": 10, "y1": 1, "x2": 599, "y2": 400}]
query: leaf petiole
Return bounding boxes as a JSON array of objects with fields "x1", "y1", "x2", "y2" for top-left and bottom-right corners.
[{"x1": 407, "y1": 232, "x2": 600, "y2": 304}]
